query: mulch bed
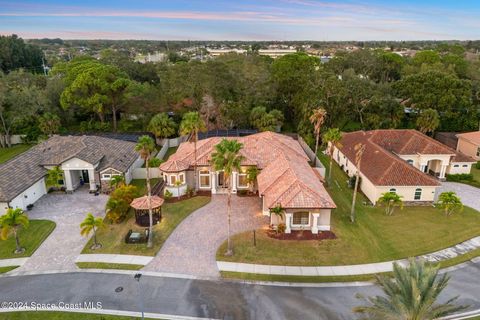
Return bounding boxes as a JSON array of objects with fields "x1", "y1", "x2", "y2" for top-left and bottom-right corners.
[
  {"x1": 267, "y1": 229, "x2": 337, "y2": 241},
  {"x1": 236, "y1": 191, "x2": 259, "y2": 197}
]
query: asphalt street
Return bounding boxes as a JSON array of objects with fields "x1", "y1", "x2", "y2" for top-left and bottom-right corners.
[{"x1": 1, "y1": 262, "x2": 480, "y2": 320}]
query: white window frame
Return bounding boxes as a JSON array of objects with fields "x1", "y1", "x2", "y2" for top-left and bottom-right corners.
[
  {"x1": 170, "y1": 175, "x2": 177, "y2": 185},
  {"x1": 462, "y1": 164, "x2": 468, "y2": 168},
  {"x1": 237, "y1": 172, "x2": 248, "y2": 188},
  {"x1": 179, "y1": 173, "x2": 185, "y2": 184},
  {"x1": 389, "y1": 188, "x2": 396, "y2": 193},
  {"x1": 406, "y1": 159, "x2": 414, "y2": 165},
  {"x1": 453, "y1": 164, "x2": 460, "y2": 168},
  {"x1": 199, "y1": 170, "x2": 211, "y2": 188},
  {"x1": 414, "y1": 188, "x2": 422, "y2": 200},
  {"x1": 291, "y1": 211, "x2": 310, "y2": 226}
]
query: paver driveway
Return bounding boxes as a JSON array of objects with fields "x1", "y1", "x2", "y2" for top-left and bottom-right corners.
[
  {"x1": 143, "y1": 195, "x2": 268, "y2": 277},
  {"x1": 436, "y1": 182, "x2": 480, "y2": 211},
  {"x1": 16, "y1": 188, "x2": 108, "y2": 272}
]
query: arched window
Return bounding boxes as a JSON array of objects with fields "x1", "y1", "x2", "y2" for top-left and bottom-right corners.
[
  {"x1": 406, "y1": 159, "x2": 414, "y2": 165},
  {"x1": 389, "y1": 188, "x2": 396, "y2": 193},
  {"x1": 414, "y1": 188, "x2": 422, "y2": 200}
]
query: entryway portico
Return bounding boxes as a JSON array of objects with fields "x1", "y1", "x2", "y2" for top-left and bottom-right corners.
[{"x1": 61, "y1": 157, "x2": 98, "y2": 192}]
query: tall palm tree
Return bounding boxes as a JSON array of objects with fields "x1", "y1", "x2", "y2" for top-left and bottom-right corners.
[
  {"x1": 80, "y1": 212, "x2": 105, "y2": 249},
  {"x1": 148, "y1": 112, "x2": 177, "y2": 144},
  {"x1": 211, "y1": 139, "x2": 244, "y2": 256},
  {"x1": 309, "y1": 108, "x2": 327, "y2": 166},
  {"x1": 350, "y1": 143, "x2": 365, "y2": 223},
  {"x1": 322, "y1": 128, "x2": 342, "y2": 185},
  {"x1": 416, "y1": 108, "x2": 440, "y2": 135},
  {"x1": 0, "y1": 208, "x2": 29, "y2": 254},
  {"x1": 180, "y1": 111, "x2": 206, "y2": 195},
  {"x1": 436, "y1": 191, "x2": 464, "y2": 216},
  {"x1": 135, "y1": 135, "x2": 156, "y2": 248},
  {"x1": 354, "y1": 259, "x2": 467, "y2": 320},
  {"x1": 377, "y1": 192, "x2": 404, "y2": 216}
]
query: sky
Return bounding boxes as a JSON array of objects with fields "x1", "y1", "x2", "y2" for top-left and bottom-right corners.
[{"x1": 0, "y1": 0, "x2": 479, "y2": 41}]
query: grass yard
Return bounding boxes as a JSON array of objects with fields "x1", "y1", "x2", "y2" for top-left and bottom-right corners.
[
  {"x1": 472, "y1": 166, "x2": 480, "y2": 183},
  {"x1": 0, "y1": 220, "x2": 55, "y2": 259},
  {"x1": 217, "y1": 154, "x2": 480, "y2": 266},
  {"x1": 129, "y1": 178, "x2": 160, "y2": 195},
  {"x1": 162, "y1": 146, "x2": 178, "y2": 161},
  {"x1": 76, "y1": 262, "x2": 143, "y2": 270},
  {"x1": 82, "y1": 196, "x2": 210, "y2": 256},
  {"x1": 0, "y1": 144, "x2": 32, "y2": 164},
  {"x1": 0, "y1": 311, "x2": 150, "y2": 320},
  {"x1": 0, "y1": 266, "x2": 18, "y2": 274}
]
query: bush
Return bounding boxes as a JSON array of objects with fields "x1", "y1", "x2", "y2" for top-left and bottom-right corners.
[
  {"x1": 79, "y1": 121, "x2": 111, "y2": 132},
  {"x1": 186, "y1": 186, "x2": 194, "y2": 198},
  {"x1": 476, "y1": 161, "x2": 480, "y2": 170},
  {"x1": 446, "y1": 173, "x2": 474, "y2": 182},
  {"x1": 348, "y1": 175, "x2": 361, "y2": 188},
  {"x1": 105, "y1": 185, "x2": 140, "y2": 223},
  {"x1": 148, "y1": 158, "x2": 163, "y2": 167},
  {"x1": 164, "y1": 189, "x2": 173, "y2": 200},
  {"x1": 277, "y1": 223, "x2": 286, "y2": 234}
]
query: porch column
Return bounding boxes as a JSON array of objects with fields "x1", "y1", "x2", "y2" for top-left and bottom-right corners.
[
  {"x1": 420, "y1": 164, "x2": 427, "y2": 173},
  {"x1": 88, "y1": 169, "x2": 96, "y2": 191},
  {"x1": 64, "y1": 170, "x2": 74, "y2": 192},
  {"x1": 232, "y1": 172, "x2": 238, "y2": 194},
  {"x1": 285, "y1": 213, "x2": 292, "y2": 234},
  {"x1": 311, "y1": 213, "x2": 319, "y2": 234},
  {"x1": 439, "y1": 164, "x2": 448, "y2": 179},
  {"x1": 211, "y1": 172, "x2": 217, "y2": 194}
]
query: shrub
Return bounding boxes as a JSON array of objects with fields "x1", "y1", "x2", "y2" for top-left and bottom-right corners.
[
  {"x1": 148, "y1": 158, "x2": 163, "y2": 167},
  {"x1": 348, "y1": 175, "x2": 361, "y2": 189},
  {"x1": 164, "y1": 189, "x2": 173, "y2": 200},
  {"x1": 476, "y1": 161, "x2": 480, "y2": 170},
  {"x1": 186, "y1": 186, "x2": 195, "y2": 198},
  {"x1": 277, "y1": 223, "x2": 286, "y2": 234},
  {"x1": 105, "y1": 185, "x2": 140, "y2": 223},
  {"x1": 445, "y1": 173, "x2": 474, "y2": 182}
]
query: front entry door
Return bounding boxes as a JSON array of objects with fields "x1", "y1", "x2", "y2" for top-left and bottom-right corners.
[
  {"x1": 217, "y1": 171, "x2": 225, "y2": 188},
  {"x1": 81, "y1": 170, "x2": 90, "y2": 183}
]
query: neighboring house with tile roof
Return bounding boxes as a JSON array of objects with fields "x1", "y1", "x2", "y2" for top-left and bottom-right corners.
[
  {"x1": 331, "y1": 129, "x2": 476, "y2": 205},
  {"x1": 160, "y1": 131, "x2": 336, "y2": 234},
  {"x1": 456, "y1": 131, "x2": 480, "y2": 161},
  {"x1": 0, "y1": 135, "x2": 143, "y2": 213}
]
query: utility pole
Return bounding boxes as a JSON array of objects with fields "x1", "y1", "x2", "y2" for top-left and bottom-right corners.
[{"x1": 350, "y1": 143, "x2": 365, "y2": 223}]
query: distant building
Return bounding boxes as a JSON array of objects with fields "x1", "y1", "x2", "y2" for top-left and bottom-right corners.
[
  {"x1": 207, "y1": 48, "x2": 297, "y2": 58},
  {"x1": 135, "y1": 52, "x2": 167, "y2": 63},
  {"x1": 456, "y1": 131, "x2": 480, "y2": 161}
]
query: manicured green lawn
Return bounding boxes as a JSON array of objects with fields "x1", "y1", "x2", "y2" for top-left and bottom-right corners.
[
  {"x1": 0, "y1": 266, "x2": 18, "y2": 274},
  {"x1": 0, "y1": 144, "x2": 32, "y2": 164},
  {"x1": 0, "y1": 220, "x2": 56, "y2": 259},
  {"x1": 163, "y1": 147, "x2": 178, "y2": 161},
  {"x1": 472, "y1": 166, "x2": 480, "y2": 183},
  {"x1": 217, "y1": 154, "x2": 480, "y2": 266},
  {"x1": 76, "y1": 262, "x2": 143, "y2": 270},
  {"x1": 129, "y1": 178, "x2": 160, "y2": 195},
  {"x1": 0, "y1": 311, "x2": 149, "y2": 319},
  {"x1": 82, "y1": 196, "x2": 210, "y2": 256}
]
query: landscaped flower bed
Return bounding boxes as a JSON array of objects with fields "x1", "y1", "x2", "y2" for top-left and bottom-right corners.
[{"x1": 267, "y1": 229, "x2": 336, "y2": 241}]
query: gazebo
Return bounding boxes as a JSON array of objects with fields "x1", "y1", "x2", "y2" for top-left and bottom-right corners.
[{"x1": 130, "y1": 195, "x2": 164, "y2": 227}]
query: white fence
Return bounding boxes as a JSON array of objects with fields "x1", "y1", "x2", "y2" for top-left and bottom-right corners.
[
  {"x1": 155, "y1": 135, "x2": 188, "y2": 160},
  {"x1": 298, "y1": 135, "x2": 326, "y2": 177},
  {"x1": 132, "y1": 167, "x2": 162, "y2": 180}
]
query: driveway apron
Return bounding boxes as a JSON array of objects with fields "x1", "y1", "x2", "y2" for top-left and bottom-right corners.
[{"x1": 16, "y1": 188, "x2": 108, "y2": 272}]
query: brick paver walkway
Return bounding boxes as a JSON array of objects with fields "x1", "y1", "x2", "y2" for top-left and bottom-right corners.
[
  {"x1": 143, "y1": 195, "x2": 269, "y2": 277},
  {"x1": 16, "y1": 188, "x2": 108, "y2": 272}
]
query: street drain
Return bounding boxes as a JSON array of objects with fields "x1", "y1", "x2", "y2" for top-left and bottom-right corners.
[{"x1": 115, "y1": 287, "x2": 124, "y2": 293}]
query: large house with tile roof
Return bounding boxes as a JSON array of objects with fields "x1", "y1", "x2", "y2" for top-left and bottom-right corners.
[
  {"x1": 0, "y1": 135, "x2": 143, "y2": 213},
  {"x1": 331, "y1": 129, "x2": 476, "y2": 205},
  {"x1": 456, "y1": 131, "x2": 480, "y2": 161},
  {"x1": 160, "y1": 131, "x2": 336, "y2": 233}
]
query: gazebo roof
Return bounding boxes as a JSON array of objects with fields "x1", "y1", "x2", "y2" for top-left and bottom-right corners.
[{"x1": 130, "y1": 195, "x2": 164, "y2": 210}]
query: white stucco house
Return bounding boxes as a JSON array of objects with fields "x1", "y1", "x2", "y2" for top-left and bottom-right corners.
[
  {"x1": 456, "y1": 131, "x2": 480, "y2": 161},
  {"x1": 0, "y1": 135, "x2": 143, "y2": 214},
  {"x1": 159, "y1": 131, "x2": 336, "y2": 234},
  {"x1": 331, "y1": 129, "x2": 476, "y2": 205}
]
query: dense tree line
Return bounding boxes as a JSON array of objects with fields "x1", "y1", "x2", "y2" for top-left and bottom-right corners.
[
  {"x1": 0, "y1": 35, "x2": 44, "y2": 73},
  {"x1": 1, "y1": 36, "x2": 480, "y2": 147}
]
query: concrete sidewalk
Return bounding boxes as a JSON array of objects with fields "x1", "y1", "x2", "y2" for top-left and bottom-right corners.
[
  {"x1": 76, "y1": 254, "x2": 153, "y2": 265},
  {"x1": 217, "y1": 236, "x2": 480, "y2": 276},
  {"x1": 0, "y1": 258, "x2": 28, "y2": 268}
]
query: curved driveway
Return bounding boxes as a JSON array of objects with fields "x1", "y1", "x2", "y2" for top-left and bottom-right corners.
[
  {"x1": 437, "y1": 182, "x2": 480, "y2": 211},
  {"x1": 143, "y1": 195, "x2": 269, "y2": 277}
]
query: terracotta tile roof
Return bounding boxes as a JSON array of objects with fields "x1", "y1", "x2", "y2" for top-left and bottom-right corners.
[
  {"x1": 161, "y1": 131, "x2": 335, "y2": 210},
  {"x1": 0, "y1": 135, "x2": 139, "y2": 202},
  {"x1": 457, "y1": 131, "x2": 480, "y2": 146},
  {"x1": 130, "y1": 195, "x2": 164, "y2": 210},
  {"x1": 338, "y1": 131, "x2": 441, "y2": 186}
]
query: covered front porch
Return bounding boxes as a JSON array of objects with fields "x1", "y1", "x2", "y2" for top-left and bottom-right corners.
[
  {"x1": 269, "y1": 209, "x2": 332, "y2": 234},
  {"x1": 418, "y1": 156, "x2": 450, "y2": 179},
  {"x1": 60, "y1": 157, "x2": 99, "y2": 193}
]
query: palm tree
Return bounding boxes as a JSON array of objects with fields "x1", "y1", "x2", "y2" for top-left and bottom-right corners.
[
  {"x1": 416, "y1": 108, "x2": 440, "y2": 135},
  {"x1": 179, "y1": 111, "x2": 206, "y2": 195},
  {"x1": 354, "y1": 259, "x2": 467, "y2": 320},
  {"x1": 148, "y1": 113, "x2": 177, "y2": 145},
  {"x1": 109, "y1": 175, "x2": 125, "y2": 189},
  {"x1": 350, "y1": 143, "x2": 365, "y2": 223},
  {"x1": 246, "y1": 166, "x2": 259, "y2": 193},
  {"x1": 436, "y1": 191, "x2": 464, "y2": 216},
  {"x1": 135, "y1": 135, "x2": 156, "y2": 248},
  {"x1": 0, "y1": 208, "x2": 29, "y2": 254},
  {"x1": 270, "y1": 204, "x2": 284, "y2": 221},
  {"x1": 377, "y1": 192, "x2": 404, "y2": 216},
  {"x1": 322, "y1": 128, "x2": 342, "y2": 185},
  {"x1": 174, "y1": 180, "x2": 182, "y2": 200},
  {"x1": 310, "y1": 108, "x2": 327, "y2": 167},
  {"x1": 80, "y1": 213, "x2": 105, "y2": 249},
  {"x1": 211, "y1": 139, "x2": 244, "y2": 256},
  {"x1": 46, "y1": 166, "x2": 64, "y2": 190}
]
